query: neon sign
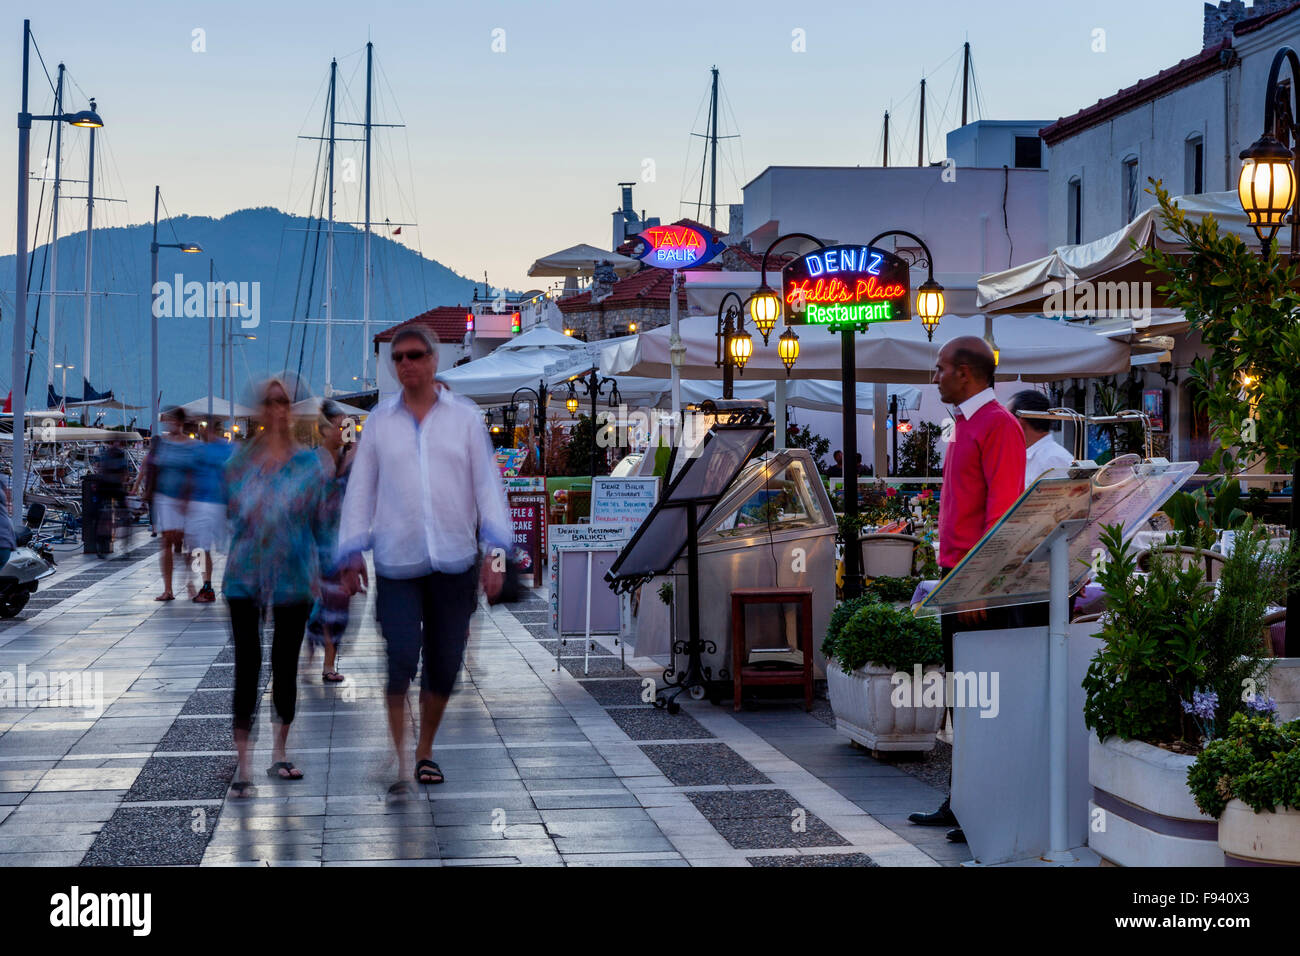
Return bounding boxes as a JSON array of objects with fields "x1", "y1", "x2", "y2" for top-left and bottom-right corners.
[
  {"x1": 634, "y1": 225, "x2": 725, "y2": 269},
  {"x1": 782, "y1": 244, "x2": 911, "y2": 329}
]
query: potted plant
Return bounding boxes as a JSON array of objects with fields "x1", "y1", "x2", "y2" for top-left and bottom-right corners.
[
  {"x1": 1187, "y1": 712, "x2": 1300, "y2": 866},
  {"x1": 821, "y1": 596, "x2": 944, "y2": 755},
  {"x1": 1083, "y1": 521, "x2": 1287, "y2": 866}
]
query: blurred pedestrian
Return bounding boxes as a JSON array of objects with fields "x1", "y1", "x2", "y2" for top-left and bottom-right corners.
[
  {"x1": 94, "y1": 437, "x2": 129, "y2": 557},
  {"x1": 305, "y1": 400, "x2": 357, "y2": 683},
  {"x1": 338, "y1": 327, "x2": 509, "y2": 798},
  {"x1": 223, "y1": 377, "x2": 330, "y2": 797},
  {"x1": 184, "y1": 422, "x2": 232, "y2": 603},
  {"x1": 149, "y1": 407, "x2": 195, "y2": 601}
]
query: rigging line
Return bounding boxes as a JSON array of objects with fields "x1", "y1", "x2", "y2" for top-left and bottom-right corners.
[
  {"x1": 930, "y1": 57, "x2": 962, "y2": 161},
  {"x1": 26, "y1": 31, "x2": 57, "y2": 95},
  {"x1": 294, "y1": 181, "x2": 328, "y2": 394},
  {"x1": 720, "y1": 81, "x2": 747, "y2": 191},
  {"x1": 285, "y1": 94, "x2": 329, "y2": 371},
  {"x1": 158, "y1": 193, "x2": 183, "y2": 248}
]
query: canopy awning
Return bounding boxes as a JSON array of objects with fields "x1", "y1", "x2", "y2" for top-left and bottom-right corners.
[
  {"x1": 977, "y1": 190, "x2": 1269, "y2": 315},
  {"x1": 526, "y1": 244, "x2": 642, "y2": 278},
  {"x1": 600, "y1": 313, "x2": 1131, "y2": 384}
]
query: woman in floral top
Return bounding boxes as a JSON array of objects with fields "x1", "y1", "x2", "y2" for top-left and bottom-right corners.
[{"x1": 223, "y1": 377, "x2": 330, "y2": 796}]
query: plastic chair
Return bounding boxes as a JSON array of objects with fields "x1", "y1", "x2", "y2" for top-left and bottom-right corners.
[{"x1": 859, "y1": 532, "x2": 922, "y2": 578}]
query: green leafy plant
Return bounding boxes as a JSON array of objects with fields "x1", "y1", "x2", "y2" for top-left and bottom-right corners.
[
  {"x1": 821, "y1": 601, "x2": 942, "y2": 674},
  {"x1": 896, "y1": 422, "x2": 942, "y2": 478},
  {"x1": 657, "y1": 581, "x2": 673, "y2": 605},
  {"x1": 1083, "y1": 522, "x2": 1286, "y2": 748},
  {"x1": 864, "y1": 575, "x2": 921, "y2": 603},
  {"x1": 824, "y1": 594, "x2": 881, "y2": 652},
  {"x1": 1164, "y1": 483, "x2": 1249, "y2": 550},
  {"x1": 785, "y1": 423, "x2": 831, "y2": 474},
  {"x1": 1187, "y1": 713, "x2": 1300, "y2": 818}
]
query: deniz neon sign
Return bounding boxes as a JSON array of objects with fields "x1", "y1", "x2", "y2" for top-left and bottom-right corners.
[
  {"x1": 782, "y1": 244, "x2": 911, "y2": 330},
  {"x1": 634, "y1": 225, "x2": 725, "y2": 269}
]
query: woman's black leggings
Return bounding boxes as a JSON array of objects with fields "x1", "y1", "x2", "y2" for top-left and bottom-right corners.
[{"x1": 227, "y1": 598, "x2": 311, "y2": 732}]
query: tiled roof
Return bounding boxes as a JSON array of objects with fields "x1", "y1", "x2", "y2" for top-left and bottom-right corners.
[
  {"x1": 556, "y1": 265, "x2": 692, "y2": 314},
  {"x1": 1040, "y1": 39, "x2": 1234, "y2": 146},
  {"x1": 374, "y1": 306, "x2": 470, "y2": 344}
]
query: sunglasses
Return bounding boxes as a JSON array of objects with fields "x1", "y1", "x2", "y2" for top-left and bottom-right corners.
[{"x1": 392, "y1": 349, "x2": 432, "y2": 364}]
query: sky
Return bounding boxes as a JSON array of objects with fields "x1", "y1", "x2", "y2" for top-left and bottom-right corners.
[{"x1": 2, "y1": 0, "x2": 1206, "y2": 296}]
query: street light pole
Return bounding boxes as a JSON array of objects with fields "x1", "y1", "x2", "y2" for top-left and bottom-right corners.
[
  {"x1": 510, "y1": 382, "x2": 548, "y2": 476},
  {"x1": 149, "y1": 187, "x2": 202, "y2": 434}
]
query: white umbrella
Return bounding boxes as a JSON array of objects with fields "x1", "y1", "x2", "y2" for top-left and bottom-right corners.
[
  {"x1": 291, "y1": 396, "x2": 370, "y2": 419},
  {"x1": 526, "y1": 244, "x2": 642, "y2": 278},
  {"x1": 176, "y1": 396, "x2": 256, "y2": 419},
  {"x1": 600, "y1": 312, "x2": 1130, "y2": 384}
]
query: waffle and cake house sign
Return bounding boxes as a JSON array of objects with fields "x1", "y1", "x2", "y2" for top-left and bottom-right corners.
[{"x1": 781, "y1": 245, "x2": 910, "y2": 330}]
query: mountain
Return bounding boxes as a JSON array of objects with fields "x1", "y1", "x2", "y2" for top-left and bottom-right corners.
[{"x1": 0, "y1": 207, "x2": 481, "y2": 417}]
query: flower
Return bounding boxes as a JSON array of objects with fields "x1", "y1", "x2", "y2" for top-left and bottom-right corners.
[
  {"x1": 1181, "y1": 689, "x2": 1218, "y2": 722},
  {"x1": 1245, "y1": 694, "x2": 1278, "y2": 716},
  {"x1": 885, "y1": 487, "x2": 897, "y2": 497}
]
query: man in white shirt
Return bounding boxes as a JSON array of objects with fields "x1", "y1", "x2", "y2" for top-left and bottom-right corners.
[
  {"x1": 338, "y1": 326, "x2": 510, "y2": 797},
  {"x1": 1008, "y1": 389, "x2": 1075, "y2": 484}
]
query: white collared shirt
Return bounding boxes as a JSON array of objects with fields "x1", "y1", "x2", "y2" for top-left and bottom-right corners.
[
  {"x1": 337, "y1": 388, "x2": 511, "y2": 578},
  {"x1": 955, "y1": 387, "x2": 997, "y2": 420},
  {"x1": 1025, "y1": 433, "x2": 1075, "y2": 483}
]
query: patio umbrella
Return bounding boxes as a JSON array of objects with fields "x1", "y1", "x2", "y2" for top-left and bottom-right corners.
[
  {"x1": 600, "y1": 312, "x2": 1131, "y2": 384},
  {"x1": 176, "y1": 396, "x2": 256, "y2": 419},
  {"x1": 526, "y1": 244, "x2": 642, "y2": 278}
]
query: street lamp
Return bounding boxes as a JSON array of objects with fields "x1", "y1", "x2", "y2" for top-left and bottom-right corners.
[
  {"x1": 568, "y1": 369, "x2": 620, "y2": 480},
  {"x1": 1236, "y1": 46, "x2": 1300, "y2": 657},
  {"x1": 150, "y1": 184, "x2": 202, "y2": 435},
  {"x1": 11, "y1": 19, "x2": 105, "y2": 513},
  {"x1": 510, "y1": 381, "x2": 549, "y2": 475},
  {"x1": 778, "y1": 327, "x2": 800, "y2": 372}
]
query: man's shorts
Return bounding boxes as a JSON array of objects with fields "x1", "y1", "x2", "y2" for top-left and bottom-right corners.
[{"x1": 375, "y1": 567, "x2": 478, "y2": 697}]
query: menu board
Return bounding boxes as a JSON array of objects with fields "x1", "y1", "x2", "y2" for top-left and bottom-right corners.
[
  {"x1": 504, "y1": 476, "x2": 545, "y2": 493},
  {"x1": 920, "y1": 458, "x2": 1199, "y2": 614},
  {"x1": 590, "y1": 477, "x2": 659, "y2": 529},
  {"x1": 508, "y1": 492, "x2": 548, "y2": 587},
  {"x1": 548, "y1": 525, "x2": 631, "y2": 635}
]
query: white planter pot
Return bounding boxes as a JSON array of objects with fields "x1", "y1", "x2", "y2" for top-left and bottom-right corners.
[
  {"x1": 826, "y1": 661, "x2": 944, "y2": 754},
  {"x1": 1219, "y1": 799, "x2": 1300, "y2": 866},
  {"x1": 1087, "y1": 734, "x2": 1223, "y2": 867}
]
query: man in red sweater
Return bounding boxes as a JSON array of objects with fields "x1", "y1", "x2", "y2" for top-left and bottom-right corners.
[{"x1": 908, "y1": 335, "x2": 1025, "y2": 844}]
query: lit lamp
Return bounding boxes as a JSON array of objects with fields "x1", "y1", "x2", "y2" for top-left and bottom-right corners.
[
  {"x1": 777, "y1": 327, "x2": 800, "y2": 374},
  {"x1": 628, "y1": 322, "x2": 637, "y2": 333},
  {"x1": 916, "y1": 279, "x2": 946, "y2": 341},
  {"x1": 563, "y1": 327, "x2": 574, "y2": 337},
  {"x1": 985, "y1": 332, "x2": 1001, "y2": 367},
  {"x1": 729, "y1": 327, "x2": 753, "y2": 372},
  {"x1": 1238, "y1": 134, "x2": 1296, "y2": 248},
  {"x1": 748, "y1": 287, "x2": 781, "y2": 345},
  {"x1": 566, "y1": 394, "x2": 579, "y2": 415}
]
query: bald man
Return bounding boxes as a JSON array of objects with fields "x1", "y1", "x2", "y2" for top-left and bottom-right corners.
[{"x1": 907, "y1": 335, "x2": 1026, "y2": 844}]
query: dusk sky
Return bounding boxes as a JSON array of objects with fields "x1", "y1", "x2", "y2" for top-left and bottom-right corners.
[{"x1": 3, "y1": 0, "x2": 1204, "y2": 296}]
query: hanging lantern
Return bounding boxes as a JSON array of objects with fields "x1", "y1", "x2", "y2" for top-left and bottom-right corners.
[
  {"x1": 729, "y1": 328, "x2": 754, "y2": 372},
  {"x1": 566, "y1": 395, "x2": 579, "y2": 415},
  {"x1": 1237, "y1": 135, "x2": 1296, "y2": 247},
  {"x1": 748, "y1": 287, "x2": 781, "y2": 344},
  {"x1": 916, "y1": 279, "x2": 946, "y2": 341},
  {"x1": 777, "y1": 327, "x2": 800, "y2": 374}
]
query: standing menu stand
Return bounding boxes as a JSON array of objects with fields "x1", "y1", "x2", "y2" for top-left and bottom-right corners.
[{"x1": 918, "y1": 455, "x2": 1198, "y2": 865}]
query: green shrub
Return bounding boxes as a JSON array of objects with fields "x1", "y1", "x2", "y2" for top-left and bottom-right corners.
[
  {"x1": 1187, "y1": 713, "x2": 1300, "y2": 818},
  {"x1": 1082, "y1": 521, "x2": 1286, "y2": 748},
  {"x1": 821, "y1": 601, "x2": 942, "y2": 674},
  {"x1": 824, "y1": 594, "x2": 879, "y2": 654},
  {"x1": 864, "y1": 575, "x2": 921, "y2": 603}
]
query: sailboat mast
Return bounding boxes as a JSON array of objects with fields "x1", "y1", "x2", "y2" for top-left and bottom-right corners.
[
  {"x1": 917, "y1": 79, "x2": 926, "y2": 167},
  {"x1": 708, "y1": 65, "x2": 718, "y2": 231},
  {"x1": 325, "y1": 58, "x2": 336, "y2": 397},
  {"x1": 362, "y1": 41, "x2": 373, "y2": 388},
  {"x1": 961, "y1": 41, "x2": 971, "y2": 126},
  {"x1": 82, "y1": 106, "x2": 96, "y2": 402},
  {"x1": 883, "y1": 110, "x2": 890, "y2": 167},
  {"x1": 48, "y1": 63, "x2": 64, "y2": 400}
]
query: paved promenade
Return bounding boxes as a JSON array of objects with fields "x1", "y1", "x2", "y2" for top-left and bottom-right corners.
[{"x1": 0, "y1": 543, "x2": 967, "y2": 867}]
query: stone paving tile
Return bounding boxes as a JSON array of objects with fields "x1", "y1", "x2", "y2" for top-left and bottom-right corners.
[
  {"x1": 81, "y1": 805, "x2": 217, "y2": 866},
  {"x1": 123, "y1": 755, "x2": 238, "y2": 802},
  {"x1": 747, "y1": 852, "x2": 879, "y2": 867},
  {"x1": 179, "y1": 690, "x2": 238, "y2": 716},
  {"x1": 605, "y1": 707, "x2": 714, "y2": 741},
  {"x1": 156, "y1": 717, "x2": 236, "y2": 752},
  {"x1": 559, "y1": 657, "x2": 636, "y2": 678},
  {"x1": 639, "y1": 743, "x2": 771, "y2": 787},
  {"x1": 575, "y1": 678, "x2": 650, "y2": 706}
]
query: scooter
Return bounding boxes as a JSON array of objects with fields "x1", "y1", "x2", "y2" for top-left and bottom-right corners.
[{"x1": 0, "y1": 524, "x2": 57, "y2": 618}]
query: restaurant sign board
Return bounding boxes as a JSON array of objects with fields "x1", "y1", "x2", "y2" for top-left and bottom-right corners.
[
  {"x1": 633, "y1": 224, "x2": 724, "y2": 270},
  {"x1": 782, "y1": 244, "x2": 911, "y2": 330}
]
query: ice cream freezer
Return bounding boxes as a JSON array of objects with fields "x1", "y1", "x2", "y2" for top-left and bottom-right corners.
[{"x1": 607, "y1": 409, "x2": 837, "y2": 706}]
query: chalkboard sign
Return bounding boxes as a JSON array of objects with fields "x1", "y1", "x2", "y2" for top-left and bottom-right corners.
[{"x1": 590, "y1": 477, "x2": 659, "y2": 529}]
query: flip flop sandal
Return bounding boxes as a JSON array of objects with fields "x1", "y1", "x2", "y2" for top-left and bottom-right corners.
[
  {"x1": 415, "y1": 759, "x2": 444, "y2": 785},
  {"x1": 154, "y1": 593, "x2": 175, "y2": 601},
  {"x1": 387, "y1": 781, "x2": 413, "y2": 802},
  {"x1": 228, "y1": 781, "x2": 254, "y2": 799},
  {"x1": 266, "y1": 761, "x2": 303, "y2": 780},
  {"x1": 322, "y1": 671, "x2": 346, "y2": 683}
]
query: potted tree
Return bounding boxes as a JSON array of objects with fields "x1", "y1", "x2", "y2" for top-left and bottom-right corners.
[
  {"x1": 1084, "y1": 522, "x2": 1287, "y2": 866},
  {"x1": 821, "y1": 596, "x2": 944, "y2": 755},
  {"x1": 1188, "y1": 712, "x2": 1300, "y2": 866}
]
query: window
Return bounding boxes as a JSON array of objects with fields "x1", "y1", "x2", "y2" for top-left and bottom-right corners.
[
  {"x1": 706, "y1": 460, "x2": 826, "y2": 538},
  {"x1": 1122, "y1": 156, "x2": 1140, "y2": 223},
  {"x1": 1014, "y1": 136, "x2": 1042, "y2": 169},
  {"x1": 1067, "y1": 177, "x2": 1082, "y2": 245},
  {"x1": 1185, "y1": 135, "x2": 1204, "y2": 195}
]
